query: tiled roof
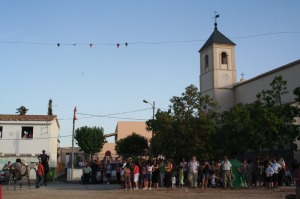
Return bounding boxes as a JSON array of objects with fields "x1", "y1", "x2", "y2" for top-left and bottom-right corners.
[
  {"x1": 0, "y1": 114, "x2": 57, "y2": 122},
  {"x1": 199, "y1": 26, "x2": 236, "y2": 52}
]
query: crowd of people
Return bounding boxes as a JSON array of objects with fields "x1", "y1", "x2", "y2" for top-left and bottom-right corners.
[{"x1": 79, "y1": 154, "x2": 300, "y2": 191}]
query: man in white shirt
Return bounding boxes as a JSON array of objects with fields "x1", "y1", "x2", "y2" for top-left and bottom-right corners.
[
  {"x1": 187, "y1": 156, "x2": 199, "y2": 188},
  {"x1": 271, "y1": 159, "x2": 282, "y2": 188},
  {"x1": 221, "y1": 156, "x2": 233, "y2": 189}
]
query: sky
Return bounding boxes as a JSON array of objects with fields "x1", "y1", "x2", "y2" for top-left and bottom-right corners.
[{"x1": 1, "y1": 0, "x2": 299, "y2": 147}]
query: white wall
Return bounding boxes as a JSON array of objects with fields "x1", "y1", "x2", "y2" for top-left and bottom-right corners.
[
  {"x1": 0, "y1": 119, "x2": 59, "y2": 167},
  {"x1": 234, "y1": 61, "x2": 300, "y2": 105}
]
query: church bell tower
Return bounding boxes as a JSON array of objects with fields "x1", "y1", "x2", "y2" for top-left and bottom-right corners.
[{"x1": 199, "y1": 19, "x2": 237, "y2": 111}]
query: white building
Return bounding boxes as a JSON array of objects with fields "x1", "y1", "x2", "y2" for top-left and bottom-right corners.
[{"x1": 0, "y1": 114, "x2": 60, "y2": 167}]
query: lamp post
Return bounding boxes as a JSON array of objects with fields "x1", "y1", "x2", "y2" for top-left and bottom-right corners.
[
  {"x1": 143, "y1": 100, "x2": 156, "y2": 157},
  {"x1": 143, "y1": 99, "x2": 155, "y2": 120}
]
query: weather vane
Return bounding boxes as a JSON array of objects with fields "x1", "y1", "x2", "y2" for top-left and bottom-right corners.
[{"x1": 213, "y1": 11, "x2": 220, "y2": 29}]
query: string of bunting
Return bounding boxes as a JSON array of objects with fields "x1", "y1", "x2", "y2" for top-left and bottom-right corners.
[
  {"x1": 0, "y1": 31, "x2": 299, "y2": 48},
  {"x1": 56, "y1": 42, "x2": 128, "y2": 48}
]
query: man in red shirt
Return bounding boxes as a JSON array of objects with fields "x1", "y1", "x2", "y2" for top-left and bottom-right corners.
[{"x1": 36, "y1": 160, "x2": 44, "y2": 188}]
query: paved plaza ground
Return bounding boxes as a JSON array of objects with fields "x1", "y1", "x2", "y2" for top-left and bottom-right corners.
[{"x1": 1, "y1": 181, "x2": 296, "y2": 199}]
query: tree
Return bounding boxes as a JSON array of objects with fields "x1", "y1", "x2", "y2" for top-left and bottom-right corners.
[
  {"x1": 147, "y1": 84, "x2": 219, "y2": 163},
  {"x1": 16, "y1": 106, "x2": 29, "y2": 115},
  {"x1": 217, "y1": 103, "x2": 252, "y2": 157},
  {"x1": 115, "y1": 133, "x2": 149, "y2": 158},
  {"x1": 48, "y1": 99, "x2": 53, "y2": 115},
  {"x1": 75, "y1": 126, "x2": 106, "y2": 160},
  {"x1": 217, "y1": 76, "x2": 300, "y2": 158},
  {"x1": 254, "y1": 75, "x2": 299, "y2": 152}
]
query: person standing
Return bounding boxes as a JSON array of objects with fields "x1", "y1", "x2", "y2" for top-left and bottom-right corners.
[
  {"x1": 278, "y1": 157, "x2": 286, "y2": 186},
  {"x1": 254, "y1": 158, "x2": 264, "y2": 188},
  {"x1": 133, "y1": 161, "x2": 140, "y2": 190},
  {"x1": 179, "y1": 166, "x2": 184, "y2": 188},
  {"x1": 36, "y1": 160, "x2": 44, "y2": 188},
  {"x1": 124, "y1": 162, "x2": 132, "y2": 191},
  {"x1": 265, "y1": 163, "x2": 274, "y2": 188},
  {"x1": 147, "y1": 160, "x2": 154, "y2": 190},
  {"x1": 106, "y1": 161, "x2": 112, "y2": 184},
  {"x1": 82, "y1": 163, "x2": 92, "y2": 184},
  {"x1": 38, "y1": 150, "x2": 49, "y2": 163},
  {"x1": 188, "y1": 156, "x2": 200, "y2": 188},
  {"x1": 152, "y1": 159, "x2": 159, "y2": 189},
  {"x1": 165, "y1": 159, "x2": 173, "y2": 188},
  {"x1": 239, "y1": 159, "x2": 249, "y2": 188},
  {"x1": 293, "y1": 165, "x2": 300, "y2": 199},
  {"x1": 180, "y1": 158, "x2": 188, "y2": 185},
  {"x1": 159, "y1": 159, "x2": 166, "y2": 187},
  {"x1": 201, "y1": 161, "x2": 210, "y2": 189},
  {"x1": 271, "y1": 158, "x2": 282, "y2": 188},
  {"x1": 221, "y1": 156, "x2": 233, "y2": 189},
  {"x1": 38, "y1": 150, "x2": 49, "y2": 185}
]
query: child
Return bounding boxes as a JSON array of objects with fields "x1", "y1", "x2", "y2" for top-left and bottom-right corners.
[
  {"x1": 102, "y1": 172, "x2": 108, "y2": 184},
  {"x1": 265, "y1": 163, "x2": 274, "y2": 188},
  {"x1": 210, "y1": 170, "x2": 223, "y2": 187},
  {"x1": 171, "y1": 170, "x2": 177, "y2": 188},
  {"x1": 210, "y1": 172, "x2": 217, "y2": 188},
  {"x1": 179, "y1": 166, "x2": 184, "y2": 188}
]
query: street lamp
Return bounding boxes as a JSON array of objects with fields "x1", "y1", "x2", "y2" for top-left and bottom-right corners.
[
  {"x1": 143, "y1": 99, "x2": 156, "y2": 157},
  {"x1": 143, "y1": 99, "x2": 155, "y2": 120}
]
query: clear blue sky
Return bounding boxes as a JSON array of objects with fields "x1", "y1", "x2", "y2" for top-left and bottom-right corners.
[{"x1": 1, "y1": 0, "x2": 299, "y2": 146}]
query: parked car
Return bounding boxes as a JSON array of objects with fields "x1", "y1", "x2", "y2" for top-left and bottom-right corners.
[
  {"x1": 109, "y1": 162, "x2": 122, "y2": 182},
  {"x1": 0, "y1": 169, "x2": 11, "y2": 183}
]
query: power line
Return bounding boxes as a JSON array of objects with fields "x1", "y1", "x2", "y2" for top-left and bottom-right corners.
[
  {"x1": 232, "y1": 31, "x2": 300, "y2": 39},
  {"x1": 78, "y1": 108, "x2": 152, "y2": 117},
  {"x1": 76, "y1": 115, "x2": 148, "y2": 121},
  {"x1": 58, "y1": 108, "x2": 157, "y2": 121}
]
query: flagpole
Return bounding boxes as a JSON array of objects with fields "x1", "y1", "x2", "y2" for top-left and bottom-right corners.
[{"x1": 71, "y1": 106, "x2": 77, "y2": 179}]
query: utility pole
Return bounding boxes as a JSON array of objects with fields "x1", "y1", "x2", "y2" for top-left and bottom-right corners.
[{"x1": 71, "y1": 106, "x2": 77, "y2": 179}]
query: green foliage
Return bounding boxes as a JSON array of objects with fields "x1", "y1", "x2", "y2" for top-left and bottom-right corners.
[
  {"x1": 115, "y1": 133, "x2": 149, "y2": 158},
  {"x1": 46, "y1": 167, "x2": 57, "y2": 181},
  {"x1": 217, "y1": 103, "x2": 252, "y2": 157},
  {"x1": 48, "y1": 99, "x2": 53, "y2": 115},
  {"x1": 75, "y1": 126, "x2": 106, "y2": 156},
  {"x1": 218, "y1": 76, "x2": 300, "y2": 157},
  {"x1": 254, "y1": 75, "x2": 298, "y2": 152},
  {"x1": 147, "y1": 84, "x2": 219, "y2": 162},
  {"x1": 16, "y1": 106, "x2": 29, "y2": 115},
  {"x1": 148, "y1": 78, "x2": 300, "y2": 161}
]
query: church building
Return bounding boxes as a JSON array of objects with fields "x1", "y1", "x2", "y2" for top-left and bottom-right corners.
[{"x1": 199, "y1": 21, "x2": 300, "y2": 159}]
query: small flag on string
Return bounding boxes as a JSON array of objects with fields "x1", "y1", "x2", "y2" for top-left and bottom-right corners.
[
  {"x1": 90, "y1": 43, "x2": 93, "y2": 48},
  {"x1": 57, "y1": 43, "x2": 60, "y2": 47},
  {"x1": 117, "y1": 43, "x2": 120, "y2": 48},
  {"x1": 125, "y1": 43, "x2": 128, "y2": 47},
  {"x1": 216, "y1": 14, "x2": 220, "y2": 18}
]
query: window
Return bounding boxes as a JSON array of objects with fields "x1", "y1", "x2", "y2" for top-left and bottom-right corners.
[
  {"x1": 0, "y1": 126, "x2": 2, "y2": 139},
  {"x1": 205, "y1": 55, "x2": 209, "y2": 72},
  {"x1": 22, "y1": 127, "x2": 33, "y2": 139},
  {"x1": 221, "y1": 52, "x2": 227, "y2": 64}
]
